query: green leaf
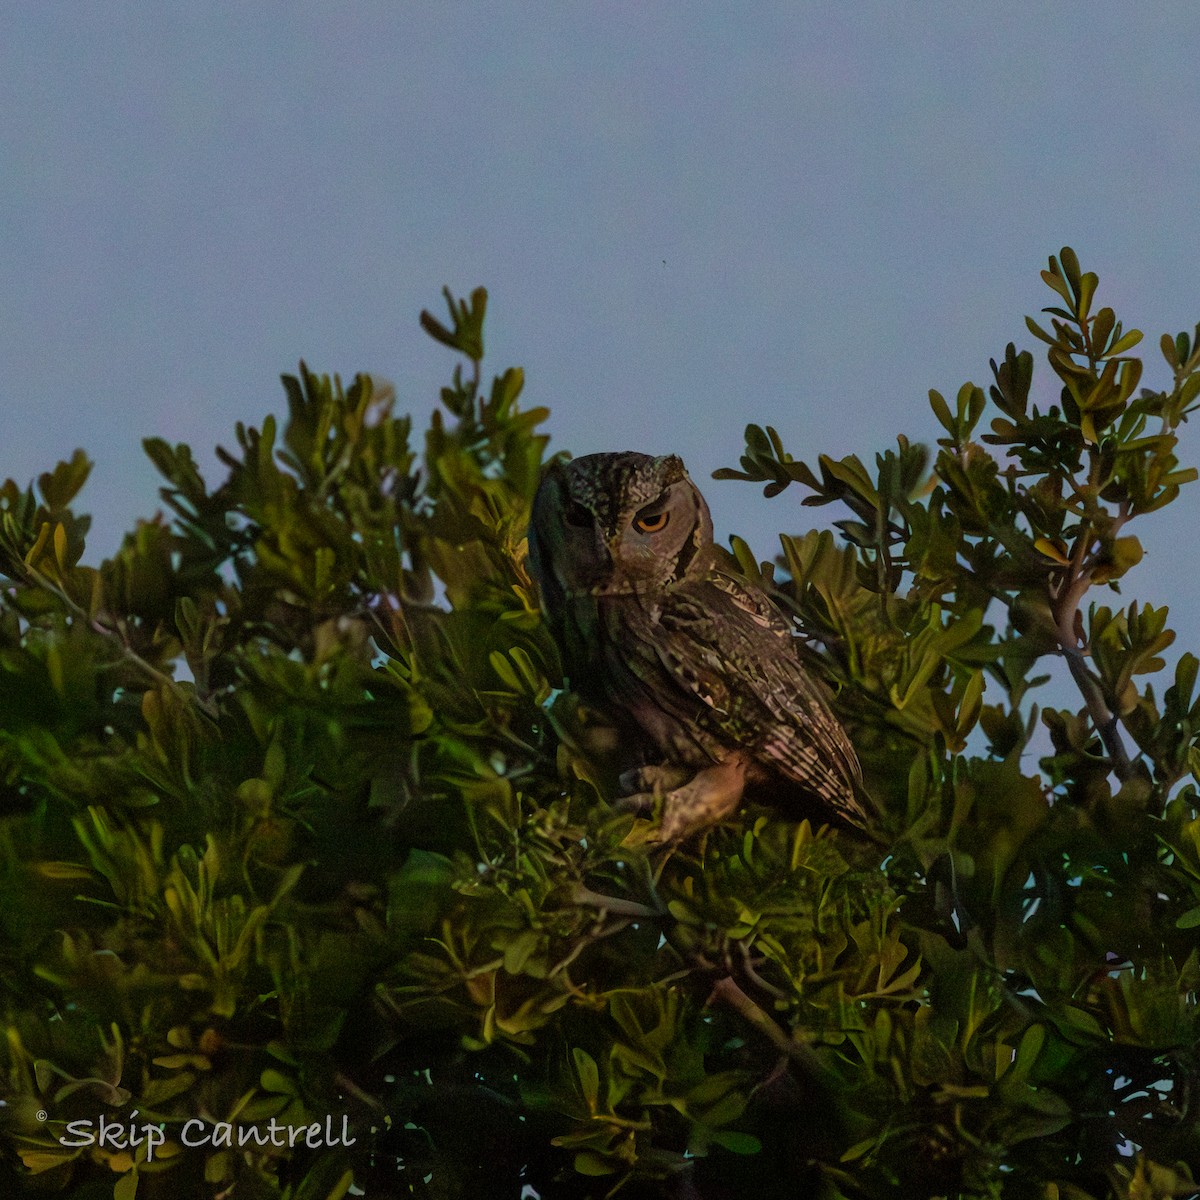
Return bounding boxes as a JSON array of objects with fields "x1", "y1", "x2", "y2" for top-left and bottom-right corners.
[
  {"x1": 1034, "y1": 537, "x2": 1069, "y2": 565},
  {"x1": 1106, "y1": 328, "x2": 1143, "y2": 357},
  {"x1": 1176, "y1": 906, "x2": 1200, "y2": 929},
  {"x1": 956, "y1": 670, "x2": 985, "y2": 737},
  {"x1": 1059, "y1": 246, "x2": 1082, "y2": 302},
  {"x1": 929, "y1": 389, "x2": 955, "y2": 436},
  {"x1": 37, "y1": 450, "x2": 93, "y2": 511},
  {"x1": 709, "y1": 1130, "x2": 762, "y2": 1154},
  {"x1": 572, "y1": 1047, "x2": 601, "y2": 1111},
  {"x1": 1077, "y1": 271, "x2": 1098, "y2": 321},
  {"x1": 574, "y1": 1150, "x2": 618, "y2": 1176}
]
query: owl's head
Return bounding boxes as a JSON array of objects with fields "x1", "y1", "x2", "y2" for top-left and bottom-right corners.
[{"x1": 527, "y1": 452, "x2": 714, "y2": 602}]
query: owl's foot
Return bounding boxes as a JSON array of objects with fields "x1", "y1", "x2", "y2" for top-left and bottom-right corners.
[
  {"x1": 618, "y1": 754, "x2": 748, "y2": 842},
  {"x1": 617, "y1": 764, "x2": 695, "y2": 797},
  {"x1": 659, "y1": 754, "x2": 747, "y2": 841},
  {"x1": 615, "y1": 764, "x2": 698, "y2": 831}
]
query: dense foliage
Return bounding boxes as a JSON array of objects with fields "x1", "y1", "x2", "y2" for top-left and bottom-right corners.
[{"x1": 1, "y1": 254, "x2": 1198, "y2": 1199}]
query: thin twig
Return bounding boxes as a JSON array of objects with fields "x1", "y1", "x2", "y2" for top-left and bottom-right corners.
[
  {"x1": 1051, "y1": 528, "x2": 1135, "y2": 782},
  {"x1": 738, "y1": 941, "x2": 790, "y2": 1002},
  {"x1": 19, "y1": 561, "x2": 191, "y2": 703},
  {"x1": 548, "y1": 918, "x2": 632, "y2": 980},
  {"x1": 571, "y1": 885, "x2": 663, "y2": 919},
  {"x1": 708, "y1": 975, "x2": 823, "y2": 1075}
]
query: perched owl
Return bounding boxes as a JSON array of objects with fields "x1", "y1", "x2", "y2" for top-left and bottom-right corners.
[{"x1": 526, "y1": 451, "x2": 865, "y2": 840}]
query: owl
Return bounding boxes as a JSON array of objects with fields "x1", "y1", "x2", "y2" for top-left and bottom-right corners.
[{"x1": 526, "y1": 451, "x2": 865, "y2": 841}]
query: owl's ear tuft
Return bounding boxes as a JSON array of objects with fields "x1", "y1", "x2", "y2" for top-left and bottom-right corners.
[{"x1": 654, "y1": 454, "x2": 688, "y2": 484}]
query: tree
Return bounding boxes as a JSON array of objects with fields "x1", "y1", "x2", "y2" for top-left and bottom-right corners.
[{"x1": 0, "y1": 254, "x2": 1197, "y2": 1200}]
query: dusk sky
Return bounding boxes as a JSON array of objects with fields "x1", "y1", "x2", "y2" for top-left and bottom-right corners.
[{"x1": 4, "y1": 4, "x2": 1199, "y2": 641}]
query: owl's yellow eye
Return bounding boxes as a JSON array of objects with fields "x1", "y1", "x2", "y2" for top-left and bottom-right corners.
[{"x1": 634, "y1": 511, "x2": 670, "y2": 534}]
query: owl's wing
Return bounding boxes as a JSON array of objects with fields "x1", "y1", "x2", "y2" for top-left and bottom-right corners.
[{"x1": 644, "y1": 574, "x2": 866, "y2": 826}]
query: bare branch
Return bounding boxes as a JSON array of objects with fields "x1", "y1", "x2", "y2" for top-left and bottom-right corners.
[{"x1": 1052, "y1": 555, "x2": 1134, "y2": 782}]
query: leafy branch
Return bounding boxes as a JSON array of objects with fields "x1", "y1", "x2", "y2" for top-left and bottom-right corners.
[
  {"x1": 718, "y1": 248, "x2": 1200, "y2": 815},
  {"x1": 1, "y1": 266, "x2": 1198, "y2": 1199}
]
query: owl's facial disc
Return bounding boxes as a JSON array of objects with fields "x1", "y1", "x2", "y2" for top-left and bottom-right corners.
[
  {"x1": 530, "y1": 452, "x2": 714, "y2": 598},
  {"x1": 599, "y1": 477, "x2": 709, "y2": 591}
]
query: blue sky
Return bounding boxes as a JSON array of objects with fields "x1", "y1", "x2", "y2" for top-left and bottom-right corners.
[{"x1": 4, "y1": 3, "x2": 1199, "y2": 638}]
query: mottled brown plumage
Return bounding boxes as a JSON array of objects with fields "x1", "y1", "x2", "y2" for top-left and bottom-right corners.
[{"x1": 527, "y1": 451, "x2": 864, "y2": 840}]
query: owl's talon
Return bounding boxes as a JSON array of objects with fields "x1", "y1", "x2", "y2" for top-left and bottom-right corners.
[
  {"x1": 618, "y1": 764, "x2": 693, "y2": 796},
  {"x1": 614, "y1": 791, "x2": 655, "y2": 814},
  {"x1": 616, "y1": 757, "x2": 749, "y2": 840}
]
